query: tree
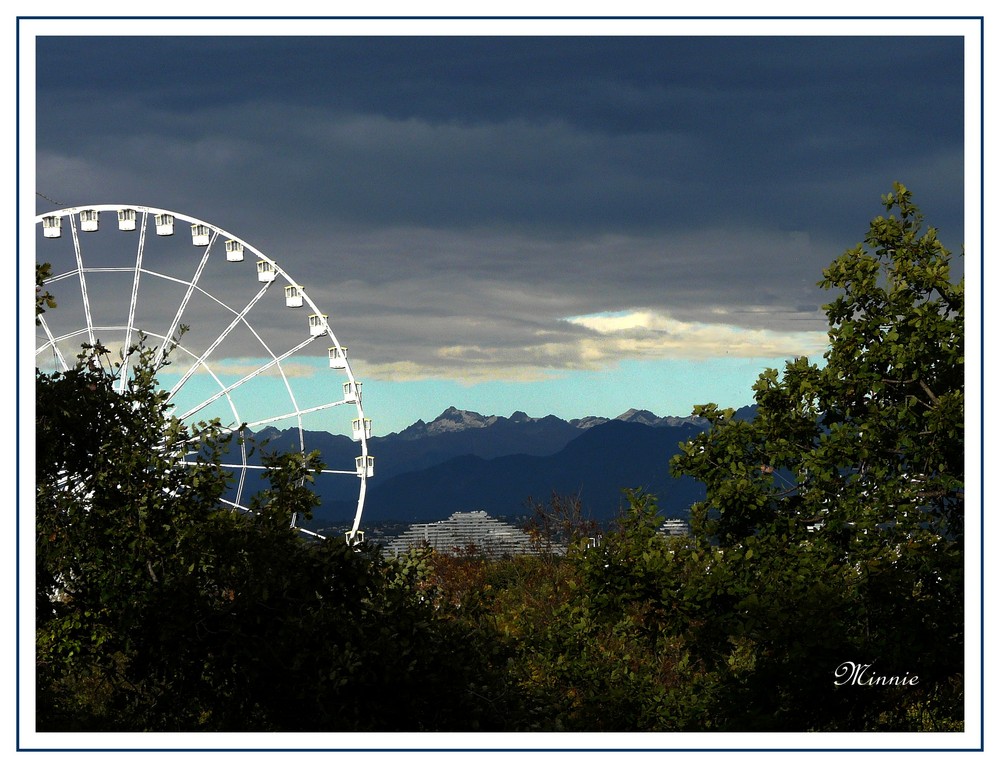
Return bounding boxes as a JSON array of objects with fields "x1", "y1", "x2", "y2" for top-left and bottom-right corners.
[
  {"x1": 35, "y1": 333, "x2": 511, "y2": 731},
  {"x1": 668, "y1": 183, "x2": 964, "y2": 729},
  {"x1": 36, "y1": 336, "x2": 241, "y2": 727},
  {"x1": 35, "y1": 262, "x2": 57, "y2": 323}
]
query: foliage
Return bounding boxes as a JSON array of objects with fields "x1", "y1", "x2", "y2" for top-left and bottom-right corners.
[
  {"x1": 36, "y1": 337, "x2": 509, "y2": 731},
  {"x1": 524, "y1": 492, "x2": 601, "y2": 558},
  {"x1": 675, "y1": 183, "x2": 962, "y2": 546},
  {"x1": 666, "y1": 183, "x2": 964, "y2": 729},
  {"x1": 35, "y1": 262, "x2": 57, "y2": 323},
  {"x1": 34, "y1": 184, "x2": 964, "y2": 732},
  {"x1": 424, "y1": 186, "x2": 965, "y2": 732}
]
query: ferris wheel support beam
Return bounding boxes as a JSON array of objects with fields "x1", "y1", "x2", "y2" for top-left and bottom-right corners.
[
  {"x1": 119, "y1": 211, "x2": 149, "y2": 391},
  {"x1": 68, "y1": 214, "x2": 95, "y2": 347}
]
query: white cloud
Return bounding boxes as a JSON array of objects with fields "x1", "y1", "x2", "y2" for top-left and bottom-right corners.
[
  {"x1": 566, "y1": 309, "x2": 829, "y2": 361},
  {"x1": 353, "y1": 356, "x2": 563, "y2": 384},
  {"x1": 343, "y1": 308, "x2": 828, "y2": 384}
]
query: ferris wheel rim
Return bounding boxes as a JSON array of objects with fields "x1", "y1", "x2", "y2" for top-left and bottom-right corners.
[{"x1": 35, "y1": 203, "x2": 372, "y2": 542}]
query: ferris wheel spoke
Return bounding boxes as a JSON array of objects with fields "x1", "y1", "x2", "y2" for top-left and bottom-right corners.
[
  {"x1": 235, "y1": 311, "x2": 308, "y2": 450},
  {"x1": 217, "y1": 498, "x2": 252, "y2": 513},
  {"x1": 168, "y1": 282, "x2": 270, "y2": 399},
  {"x1": 147, "y1": 262, "x2": 313, "y2": 454},
  {"x1": 151, "y1": 336, "x2": 248, "y2": 439},
  {"x1": 45, "y1": 269, "x2": 78, "y2": 285},
  {"x1": 298, "y1": 528, "x2": 327, "y2": 540},
  {"x1": 178, "y1": 336, "x2": 317, "y2": 421},
  {"x1": 152, "y1": 235, "x2": 216, "y2": 370},
  {"x1": 241, "y1": 399, "x2": 350, "y2": 431},
  {"x1": 194, "y1": 276, "x2": 310, "y2": 453},
  {"x1": 37, "y1": 314, "x2": 70, "y2": 372},
  {"x1": 233, "y1": 433, "x2": 249, "y2": 508},
  {"x1": 177, "y1": 460, "x2": 271, "y2": 472},
  {"x1": 68, "y1": 214, "x2": 95, "y2": 347},
  {"x1": 119, "y1": 211, "x2": 149, "y2": 390}
]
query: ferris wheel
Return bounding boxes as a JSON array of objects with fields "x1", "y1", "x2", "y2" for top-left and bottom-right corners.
[{"x1": 34, "y1": 204, "x2": 373, "y2": 544}]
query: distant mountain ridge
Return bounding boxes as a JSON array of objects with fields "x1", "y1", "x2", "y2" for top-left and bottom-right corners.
[
  {"x1": 244, "y1": 405, "x2": 756, "y2": 526},
  {"x1": 362, "y1": 418, "x2": 709, "y2": 524},
  {"x1": 389, "y1": 405, "x2": 708, "y2": 440}
]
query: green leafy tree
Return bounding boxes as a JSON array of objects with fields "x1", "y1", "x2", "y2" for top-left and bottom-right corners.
[
  {"x1": 36, "y1": 333, "x2": 510, "y2": 731},
  {"x1": 36, "y1": 337, "x2": 241, "y2": 727},
  {"x1": 669, "y1": 183, "x2": 964, "y2": 729},
  {"x1": 509, "y1": 186, "x2": 964, "y2": 731},
  {"x1": 35, "y1": 262, "x2": 57, "y2": 323}
]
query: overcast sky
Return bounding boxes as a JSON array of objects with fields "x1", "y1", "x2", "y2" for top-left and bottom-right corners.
[{"x1": 31, "y1": 23, "x2": 967, "y2": 434}]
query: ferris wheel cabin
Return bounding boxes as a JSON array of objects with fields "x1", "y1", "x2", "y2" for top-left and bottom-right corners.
[
  {"x1": 284, "y1": 285, "x2": 303, "y2": 307},
  {"x1": 191, "y1": 223, "x2": 211, "y2": 246},
  {"x1": 225, "y1": 239, "x2": 244, "y2": 262},
  {"x1": 352, "y1": 417, "x2": 372, "y2": 441},
  {"x1": 42, "y1": 215, "x2": 61, "y2": 238},
  {"x1": 117, "y1": 209, "x2": 137, "y2": 231},
  {"x1": 155, "y1": 213, "x2": 174, "y2": 236},
  {"x1": 79, "y1": 209, "x2": 100, "y2": 232},
  {"x1": 308, "y1": 314, "x2": 328, "y2": 337},
  {"x1": 343, "y1": 380, "x2": 362, "y2": 403},
  {"x1": 256, "y1": 260, "x2": 277, "y2": 282},
  {"x1": 355, "y1": 455, "x2": 375, "y2": 478},
  {"x1": 328, "y1": 346, "x2": 348, "y2": 369}
]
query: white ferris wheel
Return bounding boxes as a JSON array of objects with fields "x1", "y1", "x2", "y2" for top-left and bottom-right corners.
[{"x1": 34, "y1": 204, "x2": 373, "y2": 544}]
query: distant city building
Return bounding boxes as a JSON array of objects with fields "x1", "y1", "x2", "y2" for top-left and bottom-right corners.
[
  {"x1": 383, "y1": 511, "x2": 536, "y2": 558},
  {"x1": 657, "y1": 518, "x2": 691, "y2": 537}
]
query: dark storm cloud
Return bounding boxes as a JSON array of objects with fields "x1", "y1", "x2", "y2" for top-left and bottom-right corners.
[
  {"x1": 36, "y1": 35, "x2": 964, "y2": 233},
  {"x1": 34, "y1": 32, "x2": 965, "y2": 376}
]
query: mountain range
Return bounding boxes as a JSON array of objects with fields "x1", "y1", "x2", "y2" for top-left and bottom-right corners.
[{"x1": 242, "y1": 405, "x2": 756, "y2": 527}]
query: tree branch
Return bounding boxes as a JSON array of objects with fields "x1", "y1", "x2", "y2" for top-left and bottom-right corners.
[{"x1": 919, "y1": 379, "x2": 940, "y2": 406}]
